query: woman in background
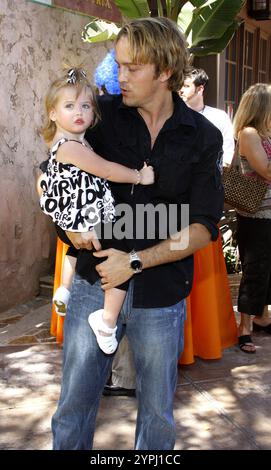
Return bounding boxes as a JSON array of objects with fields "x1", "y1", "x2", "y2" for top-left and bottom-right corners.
[{"x1": 234, "y1": 83, "x2": 271, "y2": 353}]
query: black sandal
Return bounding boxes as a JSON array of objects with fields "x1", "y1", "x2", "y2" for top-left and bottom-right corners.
[{"x1": 238, "y1": 335, "x2": 256, "y2": 354}]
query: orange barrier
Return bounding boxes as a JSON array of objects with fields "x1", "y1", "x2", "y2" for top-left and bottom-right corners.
[
  {"x1": 50, "y1": 238, "x2": 67, "y2": 343},
  {"x1": 51, "y1": 236, "x2": 238, "y2": 363},
  {"x1": 179, "y1": 236, "x2": 238, "y2": 364}
]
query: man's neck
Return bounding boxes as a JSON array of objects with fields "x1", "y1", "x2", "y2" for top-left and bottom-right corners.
[
  {"x1": 137, "y1": 91, "x2": 174, "y2": 149},
  {"x1": 137, "y1": 91, "x2": 174, "y2": 130},
  {"x1": 188, "y1": 97, "x2": 205, "y2": 113}
]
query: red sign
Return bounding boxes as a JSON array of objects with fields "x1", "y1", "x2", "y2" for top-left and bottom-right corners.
[{"x1": 31, "y1": 1, "x2": 122, "y2": 23}]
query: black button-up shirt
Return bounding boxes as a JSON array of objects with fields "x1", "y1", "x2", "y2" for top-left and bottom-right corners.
[{"x1": 73, "y1": 93, "x2": 223, "y2": 308}]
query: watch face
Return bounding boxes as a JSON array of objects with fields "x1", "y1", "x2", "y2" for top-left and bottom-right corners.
[{"x1": 131, "y1": 259, "x2": 142, "y2": 271}]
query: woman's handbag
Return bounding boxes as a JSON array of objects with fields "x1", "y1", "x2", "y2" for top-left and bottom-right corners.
[{"x1": 222, "y1": 144, "x2": 268, "y2": 214}]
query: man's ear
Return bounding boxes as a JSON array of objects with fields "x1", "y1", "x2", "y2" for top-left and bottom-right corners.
[
  {"x1": 197, "y1": 84, "x2": 204, "y2": 95},
  {"x1": 49, "y1": 108, "x2": 56, "y2": 121},
  {"x1": 159, "y1": 69, "x2": 172, "y2": 83}
]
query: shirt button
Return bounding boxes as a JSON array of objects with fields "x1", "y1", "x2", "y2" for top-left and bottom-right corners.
[{"x1": 185, "y1": 280, "x2": 189, "y2": 285}]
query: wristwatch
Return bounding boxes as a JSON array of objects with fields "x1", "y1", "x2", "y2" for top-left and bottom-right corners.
[{"x1": 129, "y1": 250, "x2": 143, "y2": 274}]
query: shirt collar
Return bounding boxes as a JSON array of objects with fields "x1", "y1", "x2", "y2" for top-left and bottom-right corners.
[{"x1": 118, "y1": 92, "x2": 197, "y2": 131}]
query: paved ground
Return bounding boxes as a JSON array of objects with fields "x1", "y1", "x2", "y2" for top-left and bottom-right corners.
[{"x1": 1, "y1": 275, "x2": 271, "y2": 450}]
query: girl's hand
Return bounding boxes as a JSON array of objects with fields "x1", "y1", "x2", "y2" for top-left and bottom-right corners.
[
  {"x1": 66, "y1": 228, "x2": 101, "y2": 251},
  {"x1": 139, "y1": 162, "x2": 155, "y2": 185},
  {"x1": 36, "y1": 174, "x2": 44, "y2": 197}
]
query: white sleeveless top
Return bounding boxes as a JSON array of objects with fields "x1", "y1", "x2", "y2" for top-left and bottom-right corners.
[{"x1": 39, "y1": 138, "x2": 115, "y2": 232}]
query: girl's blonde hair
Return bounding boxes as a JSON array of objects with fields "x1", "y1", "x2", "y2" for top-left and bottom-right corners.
[
  {"x1": 40, "y1": 66, "x2": 100, "y2": 143},
  {"x1": 233, "y1": 83, "x2": 271, "y2": 139},
  {"x1": 116, "y1": 17, "x2": 190, "y2": 92}
]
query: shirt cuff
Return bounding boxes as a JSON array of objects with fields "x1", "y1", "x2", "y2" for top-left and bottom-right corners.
[{"x1": 189, "y1": 217, "x2": 219, "y2": 241}]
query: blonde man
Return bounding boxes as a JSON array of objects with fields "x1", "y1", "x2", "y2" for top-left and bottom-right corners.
[{"x1": 52, "y1": 17, "x2": 223, "y2": 450}]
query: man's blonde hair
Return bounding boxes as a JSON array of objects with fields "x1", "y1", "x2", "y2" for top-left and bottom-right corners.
[
  {"x1": 233, "y1": 83, "x2": 271, "y2": 139},
  {"x1": 116, "y1": 17, "x2": 190, "y2": 91}
]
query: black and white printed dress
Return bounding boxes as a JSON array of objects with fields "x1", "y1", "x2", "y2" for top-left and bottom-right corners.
[{"x1": 39, "y1": 138, "x2": 115, "y2": 232}]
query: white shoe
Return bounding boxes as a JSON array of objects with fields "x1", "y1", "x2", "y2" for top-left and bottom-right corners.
[
  {"x1": 53, "y1": 286, "x2": 70, "y2": 316},
  {"x1": 88, "y1": 309, "x2": 118, "y2": 354}
]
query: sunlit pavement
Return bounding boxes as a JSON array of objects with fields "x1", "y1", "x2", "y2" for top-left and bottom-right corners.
[{"x1": 0, "y1": 275, "x2": 270, "y2": 450}]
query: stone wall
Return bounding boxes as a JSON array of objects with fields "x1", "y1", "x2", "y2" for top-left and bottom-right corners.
[{"x1": 0, "y1": 0, "x2": 109, "y2": 311}]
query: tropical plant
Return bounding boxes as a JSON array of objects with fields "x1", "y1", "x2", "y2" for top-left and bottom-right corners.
[
  {"x1": 223, "y1": 245, "x2": 241, "y2": 274},
  {"x1": 220, "y1": 209, "x2": 241, "y2": 274},
  {"x1": 82, "y1": 0, "x2": 245, "y2": 56}
]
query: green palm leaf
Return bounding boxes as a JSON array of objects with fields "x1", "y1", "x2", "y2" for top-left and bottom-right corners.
[
  {"x1": 82, "y1": 0, "x2": 245, "y2": 56},
  {"x1": 114, "y1": 0, "x2": 150, "y2": 19},
  {"x1": 82, "y1": 19, "x2": 120, "y2": 43},
  {"x1": 188, "y1": 0, "x2": 245, "y2": 45},
  {"x1": 189, "y1": 21, "x2": 239, "y2": 55}
]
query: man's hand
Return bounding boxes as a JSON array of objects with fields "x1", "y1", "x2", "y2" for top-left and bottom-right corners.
[
  {"x1": 93, "y1": 248, "x2": 133, "y2": 289},
  {"x1": 66, "y1": 229, "x2": 101, "y2": 251}
]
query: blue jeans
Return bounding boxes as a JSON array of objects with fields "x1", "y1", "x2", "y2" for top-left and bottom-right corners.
[{"x1": 52, "y1": 274, "x2": 186, "y2": 450}]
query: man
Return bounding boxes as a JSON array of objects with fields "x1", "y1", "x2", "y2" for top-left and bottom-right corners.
[
  {"x1": 179, "y1": 68, "x2": 234, "y2": 165},
  {"x1": 52, "y1": 17, "x2": 223, "y2": 450}
]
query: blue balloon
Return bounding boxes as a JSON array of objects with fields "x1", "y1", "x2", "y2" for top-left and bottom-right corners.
[{"x1": 94, "y1": 49, "x2": 121, "y2": 95}]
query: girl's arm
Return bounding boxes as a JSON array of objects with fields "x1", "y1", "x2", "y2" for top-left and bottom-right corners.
[
  {"x1": 36, "y1": 173, "x2": 44, "y2": 197},
  {"x1": 56, "y1": 140, "x2": 154, "y2": 185},
  {"x1": 239, "y1": 127, "x2": 271, "y2": 180}
]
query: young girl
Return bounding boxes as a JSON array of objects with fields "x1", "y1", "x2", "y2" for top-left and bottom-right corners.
[
  {"x1": 36, "y1": 170, "x2": 78, "y2": 318},
  {"x1": 39, "y1": 67, "x2": 154, "y2": 354},
  {"x1": 46, "y1": 50, "x2": 121, "y2": 319}
]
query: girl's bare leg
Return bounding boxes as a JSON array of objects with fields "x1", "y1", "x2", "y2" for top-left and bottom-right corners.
[
  {"x1": 102, "y1": 288, "x2": 126, "y2": 329},
  {"x1": 88, "y1": 288, "x2": 126, "y2": 354},
  {"x1": 53, "y1": 255, "x2": 77, "y2": 316},
  {"x1": 61, "y1": 255, "x2": 76, "y2": 290}
]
